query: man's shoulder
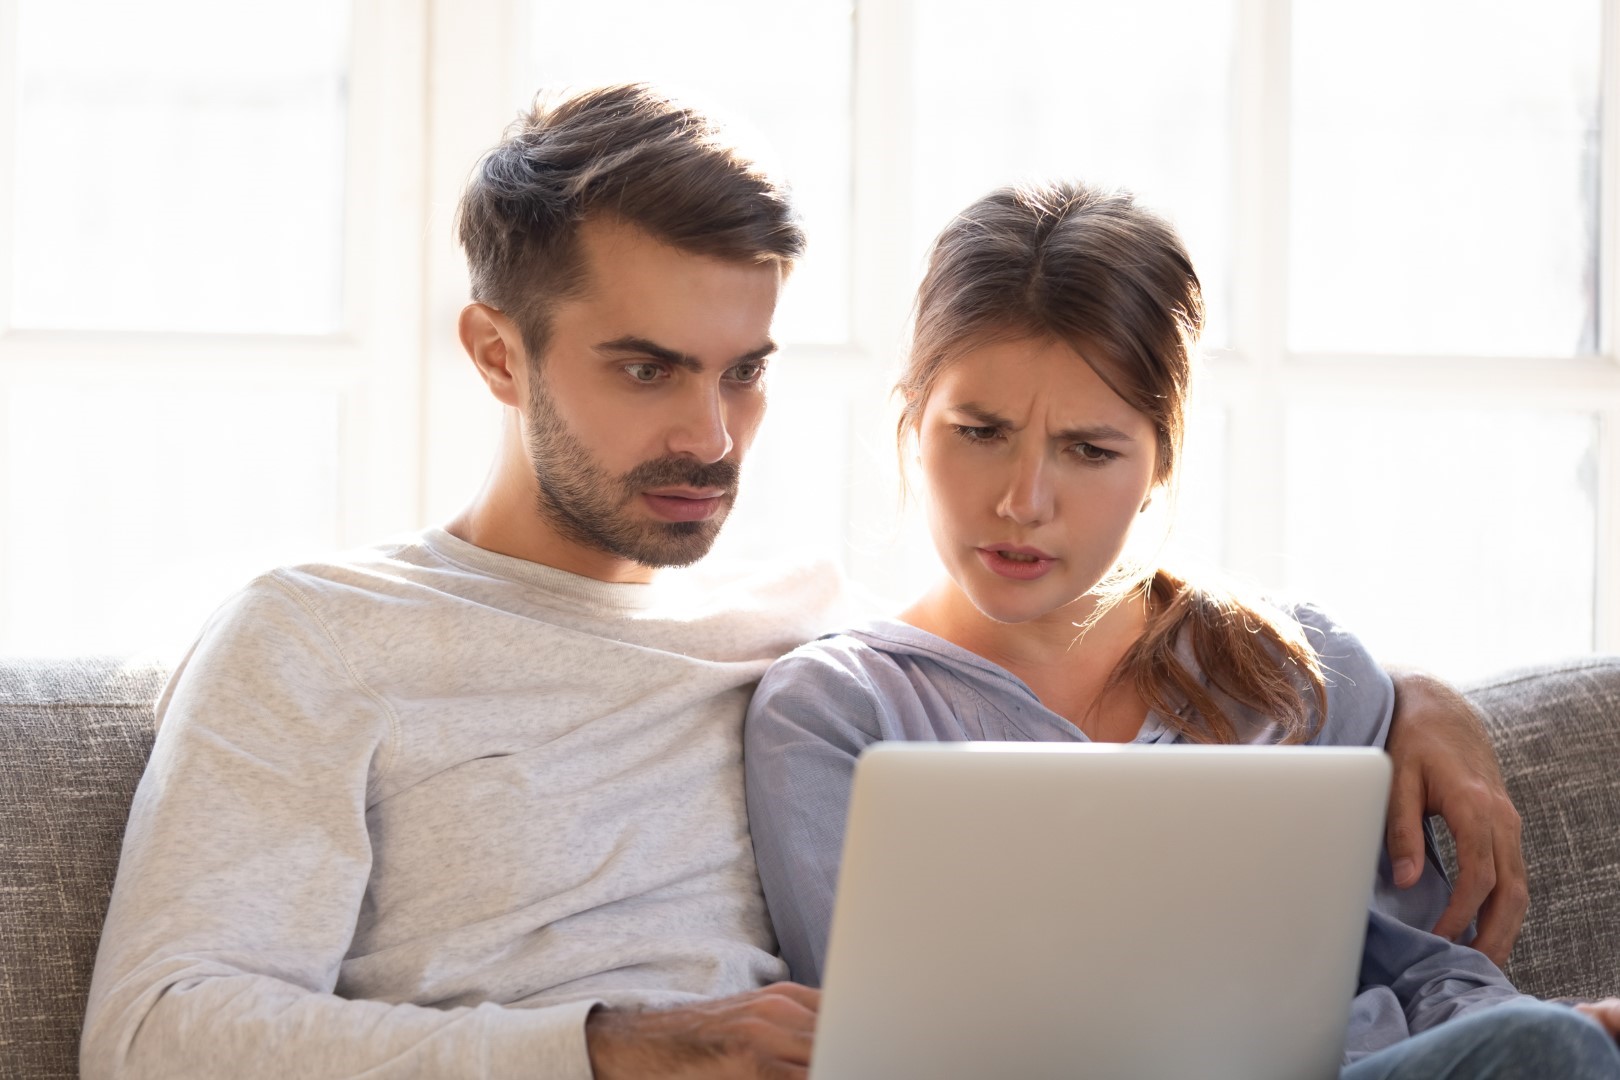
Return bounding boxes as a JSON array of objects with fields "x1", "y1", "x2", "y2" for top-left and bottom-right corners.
[
  {"x1": 265, "y1": 529, "x2": 444, "y2": 593},
  {"x1": 664, "y1": 556, "x2": 864, "y2": 650},
  {"x1": 174, "y1": 531, "x2": 465, "y2": 673}
]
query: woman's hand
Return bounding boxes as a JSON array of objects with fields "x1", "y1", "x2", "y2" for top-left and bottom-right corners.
[
  {"x1": 1384, "y1": 669, "x2": 1527, "y2": 966},
  {"x1": 1574, "y1": 999, "x2": 1620, "y2": 1040}
]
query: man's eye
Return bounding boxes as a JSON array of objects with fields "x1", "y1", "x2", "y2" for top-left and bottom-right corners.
[
  {"x1": 728, "y1": 361, "x2": 766, "y2": 384},
  {"x1": 625, "y1": 363, "x2": 665, "y2": 383}
]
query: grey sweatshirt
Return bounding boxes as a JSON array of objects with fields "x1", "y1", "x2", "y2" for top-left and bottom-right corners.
[{"x1": 81, "y1": 528, "x2": 846, "y2": 1080}]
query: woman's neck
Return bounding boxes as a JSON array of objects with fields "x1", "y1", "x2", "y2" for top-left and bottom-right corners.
[{"x1": 900, "y1": 579, "x2": 1152, "y2": 742}]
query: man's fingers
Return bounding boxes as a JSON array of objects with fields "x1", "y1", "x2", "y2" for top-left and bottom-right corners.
[
  {"x1": 1384, "y1": 767, "x2": 1427, "y2": 888},
  {"x1": 1431, "y1": 826, "x2": 1496, "y2": 942},
  {"x1": 760, "y1": 982, "x2": 821, "y2": 1013},
  {"x1": 1467, "y1": 887, "x2": 1527, "y2": 967},
  {"x1": 587, "y1": 984, "x2": 823, "y2": 1080},
  {"x1": 1465, "y1": 817, "x2": 1528, "y2": 965},
  {"x1": 733, "y1": 1015, "x2": 815, "y2": 1066}
]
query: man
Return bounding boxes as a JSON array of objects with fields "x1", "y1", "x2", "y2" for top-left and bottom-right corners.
[{"x1": 82, "y1": 84, "x2": 1526, "y2": 1079}]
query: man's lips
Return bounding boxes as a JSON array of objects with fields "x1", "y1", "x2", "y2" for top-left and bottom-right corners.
[
  {"x1": 976, "y1": 545, "x2": 1056, "y2": 581},
  {"x1": 642, "y1": 488, "x2": 729, "y2": 523}
]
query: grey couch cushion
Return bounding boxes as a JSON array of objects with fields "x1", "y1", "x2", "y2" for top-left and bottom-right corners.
[
  {"x1": 0, "y1": 654, "x2": 1615, "y2": 1078},
  {"x1": 0, "y1": 658, "x2": 167, "y2": 1080},
  {"x1": 1437, "y1": 655, "x2": 1620, "y2": 1000}
]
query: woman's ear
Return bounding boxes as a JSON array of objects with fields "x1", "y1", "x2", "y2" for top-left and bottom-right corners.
[{"x1": 459, "y1": 303, "x2": 527, "y2": 408}]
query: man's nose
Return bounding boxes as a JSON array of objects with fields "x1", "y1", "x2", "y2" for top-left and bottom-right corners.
[{"x1": 667, "y1": 384, "x2": 734, "y2": 463}]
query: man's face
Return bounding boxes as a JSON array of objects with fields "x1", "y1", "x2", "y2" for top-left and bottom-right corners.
[{"x1": 522, "y1": 218, "x2": 783, "y2": 571}]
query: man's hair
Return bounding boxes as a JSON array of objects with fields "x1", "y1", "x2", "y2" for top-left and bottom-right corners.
[{"x1": 456, "y1": 83, "x2": 805, "y2": 357}]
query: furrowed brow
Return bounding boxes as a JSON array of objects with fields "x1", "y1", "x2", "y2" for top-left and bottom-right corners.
[
  {"x1": 596, "y1": 336, "x2": 702, "y2": 372},
  {"x1": 596, "y1": 336, "x2": 779, "y2": 370},
  {"x1": 738, "y1": 340, "x2": 778, "y2": 364},
  {"x1": 1055, "y1": 423, "x2": 1137, "y2": 444},
  {"x1": 951, "y1": 402, "x2": 1012, "y2": 427}
]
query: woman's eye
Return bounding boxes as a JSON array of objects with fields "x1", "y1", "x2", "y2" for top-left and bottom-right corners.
[
  {"x1": 953, "y1": 424, "x2": 1001, "y2": 443},
  {"x1": 625, "y1": 363, "x2": 665, "y2": 383},
  {"x1": 1074, "y1": 442, "x2": 1117, "y2": 462}
]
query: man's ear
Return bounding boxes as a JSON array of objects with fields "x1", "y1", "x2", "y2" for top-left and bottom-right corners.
[{"x1": 459, "y1": 303, "x2": 527, "y2": 408}]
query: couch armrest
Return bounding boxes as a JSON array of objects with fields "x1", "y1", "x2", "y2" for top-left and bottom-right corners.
[
  {"x1": 1434, "y1": 655, "x2": 1620, "y2": 1000},
  {"x1": 0, "y1": 656, "x2": 168, "y2": 1080}
]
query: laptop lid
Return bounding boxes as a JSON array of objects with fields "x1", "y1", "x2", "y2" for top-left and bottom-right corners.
[{"x1": 809, "y1": 742, "x2": 1391, "y2": 1080}]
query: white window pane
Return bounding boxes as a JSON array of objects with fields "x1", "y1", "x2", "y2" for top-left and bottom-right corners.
[
  {"x1": 705, "y1": 357, "x2": 852, "y2": 569},
  {"x1": 12, "y1": 1, "x2": 349, "y2": 334},
  {"x1": 1282, "y1": 406, "x2": 1598, "y2": 681},
  {"x1": 1163, "y1": 402, "x2": 1227, "y2": 570},
  {"x1": 912, "y1": 0, "x2": 1234, "y2": 346},
  {"x1": 3, "y1": 383, "x2": 342, "y2": 656},
  {"x1": 1289, "y1": 2, "x2": 1600, "y2": 357},
  {"x1": 522, "y1": 1, "x2": 854, "y2": 345}
]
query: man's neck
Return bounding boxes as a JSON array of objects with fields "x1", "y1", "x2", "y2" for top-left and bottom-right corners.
[{"x1": 445, "y1": 454, "x2": 655, "y2": 585}]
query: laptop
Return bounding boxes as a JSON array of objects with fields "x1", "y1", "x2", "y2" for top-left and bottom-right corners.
[{"x1": 809, "y1": 742, "x2": 1391, "y2": 1080}]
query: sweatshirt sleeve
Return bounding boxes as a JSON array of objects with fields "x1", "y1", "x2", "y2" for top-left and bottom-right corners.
[
  {"x1": 1346, "y1": 907, "x2": 1529, "y2": 1061},
  {"x1": 743, "y1": 643, "x2": 886, "y2": 987},
  {"x1": 80, "y1": 574, "x2": 598, "y2": 1080},
  {"x1": 1292, "y1": 603, "x2": 1460, "y2": 936}
]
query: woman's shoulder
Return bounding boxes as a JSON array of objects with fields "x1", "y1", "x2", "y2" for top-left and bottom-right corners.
[
  {"x1": 750, "y1": 617, "x2": 1014, "y2": 743},
  {"x1": 758, "y1": 619, "x2": 939, "y2": 696}
]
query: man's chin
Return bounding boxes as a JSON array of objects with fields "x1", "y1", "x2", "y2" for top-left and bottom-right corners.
[{"x1": 623, "y1": 517, "x2": 728, "y2": 568}]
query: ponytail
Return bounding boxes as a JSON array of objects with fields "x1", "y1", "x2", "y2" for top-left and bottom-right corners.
[{"x1": 1117, "y1": 570, "x2": 1327, "y2": 744}]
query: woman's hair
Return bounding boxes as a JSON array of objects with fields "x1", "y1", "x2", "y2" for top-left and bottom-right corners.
[
  {"x1": 457, "y1": 83, "x2": 804, "y2": 360},
  {"x1": 898, "y1": 180, "x2": 1327, "y2": 743}
]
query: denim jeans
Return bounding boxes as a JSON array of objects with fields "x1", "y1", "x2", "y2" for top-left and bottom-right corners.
[{"x1": 1343, "y1": 1001, "x2": 1620, "y2": 1080}]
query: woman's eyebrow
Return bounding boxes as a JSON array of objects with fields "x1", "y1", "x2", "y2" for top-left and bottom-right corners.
[
  {"x1": 1055, "y1": 423, "x2": 1136, "y2": 443},
  {"x1": 951, "y1": 402, "x2": 1136, "y2": 443},
  {"x1": 950, "y1": 402, "x2": 1011, "y2": 427}
]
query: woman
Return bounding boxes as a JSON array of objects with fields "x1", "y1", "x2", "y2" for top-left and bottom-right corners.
[{"x1": 744, "y1": 181, "x2": 1620, "y2": 1076}]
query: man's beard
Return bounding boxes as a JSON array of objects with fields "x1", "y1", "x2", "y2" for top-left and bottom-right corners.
[{"x1": 526, "y1": 380, "x2": 740, "y2": 568}]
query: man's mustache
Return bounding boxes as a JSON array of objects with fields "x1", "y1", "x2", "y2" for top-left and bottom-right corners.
[{"x1": 622, "y1": 457, "x2": 741, "y2": 494}]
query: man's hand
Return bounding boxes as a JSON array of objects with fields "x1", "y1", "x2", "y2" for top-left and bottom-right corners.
[
  {"x1": 586, "y1": 982, "x2": 819, "y2": 1079},
  {"x1": 1384, "y1": 669, "x2": 1528, "y2": 965},
  {"x1": 1575, "y1": 999, "x2": 1620, "y2": 1040}
]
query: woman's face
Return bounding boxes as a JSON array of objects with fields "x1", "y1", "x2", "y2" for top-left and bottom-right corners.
[{"x1": 914, "y1": 336, "x2": 1159, "y2": 626}]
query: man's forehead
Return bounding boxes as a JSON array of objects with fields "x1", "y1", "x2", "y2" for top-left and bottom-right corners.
[{"x1": 550, "y1": 218, "x2": 784, "y2": 357}]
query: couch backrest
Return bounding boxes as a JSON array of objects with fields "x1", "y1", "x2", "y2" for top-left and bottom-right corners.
[
  {"x1": 1442, "y1": 655, "x2": 1620, "y2": 1001},
  {"x1": 1, "y1": 654, "x2": 1616, "y2": 1078},
  {"x1": 1, "y1": 658, "x2": 167, "y2": 1080}
]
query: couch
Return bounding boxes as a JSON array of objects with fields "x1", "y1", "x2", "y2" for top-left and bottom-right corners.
[{"x1": 2, "y1": 654, "x2": 1618, "y2": 1078}]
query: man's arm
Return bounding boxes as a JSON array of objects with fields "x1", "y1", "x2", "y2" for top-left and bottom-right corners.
[
  {"x1": 1384, "y1": 668, "x2": 1528, "y2": 965},
  {"x1": 80, "y1": 578, "x2": 602, "y2": 1079},
  {"x1": 83, "y1": 577, "x2": 816, "y2": 1080}
]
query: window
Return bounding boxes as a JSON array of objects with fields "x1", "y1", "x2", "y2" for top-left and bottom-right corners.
[
  {"x1": 3, "y1": 0, "x2": 1614, "y2": 680},
  {"x1": 0, "y1": 1, "x2": 425, "y2": 655}
]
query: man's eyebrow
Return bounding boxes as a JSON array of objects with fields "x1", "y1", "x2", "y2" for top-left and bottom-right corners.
[
  {"x1": 596, "y1": 336, "x2": 778, "y2": 371},
  {"x1": 949, "y1": 402, "x2": 1136, "y2": 442}
]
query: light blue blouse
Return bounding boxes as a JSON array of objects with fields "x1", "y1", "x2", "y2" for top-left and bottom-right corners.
[{"x1": 743, "y1": 605, "x2": 1528, "y2": 1064}]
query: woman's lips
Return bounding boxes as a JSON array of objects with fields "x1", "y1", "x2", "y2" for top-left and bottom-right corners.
[
  {"x1": 976, "y1": 546, "x2": 1056, "y2": 581},
  {"x1": 642, "y1": 490, "x2": 728, "y2": 522}
]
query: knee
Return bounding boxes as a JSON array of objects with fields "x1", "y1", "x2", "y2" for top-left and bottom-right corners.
[{"x1": 1481, "y1": 1001, "x2": 1619, "y2": 1076}]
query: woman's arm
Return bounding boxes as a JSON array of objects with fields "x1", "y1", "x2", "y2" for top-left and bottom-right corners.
[
  {"x1": 1383, "y1": 669, "x2": 1527, "y2": 965},
  {"x1": 744, "y1": 648, "x2": 886, "y2": 987}
]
